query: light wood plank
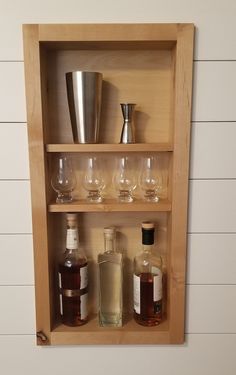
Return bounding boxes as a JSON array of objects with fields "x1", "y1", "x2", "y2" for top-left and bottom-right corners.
[
  {"x1": 0, "y1": 286, "x2": 35, "y2": 334},
  {"x1": 187, "y1": 234, "x2": 236, "y2": 285},
  {"x1": 46, "y1": 143, "x2": 173, "y2": 152},
  {"x1": 186, "y1": 285, "x2": 236, "y2": 333},
  {"x1": 0, "y1": 123, "x2": 29, "y2": 179},
  {"x1": 168, "y1": 23, "x2": 194, "y2": 343},
  {"x1": 51, "y1": 317, "x2": 169, "y2": 345},
  {"x1": 0, "y1": 181, "x2": 32, "y2": 234},
  {"x1": 0, "y1": 235, "x2": 34, "y2": 285},
  {"x1": 0, "y1": 62, "x2": 26, "y2": 122},
  {"x1": 38, "y1": 23, "x2": 179, "y2": 42},
  {"x1": 49, "y1": 199, "x2": 171, "y2": 212},
  {"x1": 192, "y1": 62, "x2": 236, "y2": 122},
  {"x1": 190, "y1": 122, "x2": 236, "y2": 179},
  {"x1": 23, "y1": 24, "x2": 52, "y2": 343},
  {"x1": 189, "y1": 180, "x2": 236, "y2": 233}
]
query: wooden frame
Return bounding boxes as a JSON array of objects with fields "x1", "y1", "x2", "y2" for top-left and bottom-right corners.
[{"x1": 23, "y1": 23, "x2": 194, "y2": 345}]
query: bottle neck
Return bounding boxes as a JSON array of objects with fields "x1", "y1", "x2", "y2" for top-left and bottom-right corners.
[
  {"x1": 142, "y1": 243, "x2": 153, "y2": 253},
  {"x1": 104, "y1": 235, "x2": 115, "y2": 253},
  {"x1": 66, "y1": 227, "x2": 79, "y2": 251}
]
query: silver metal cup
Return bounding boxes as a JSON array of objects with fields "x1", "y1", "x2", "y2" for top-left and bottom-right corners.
[{"x1": 66, "y1": 71, "x2": 103, "y2": 143}]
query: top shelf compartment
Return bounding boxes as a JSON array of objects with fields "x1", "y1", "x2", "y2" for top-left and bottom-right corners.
[{"x1": 40, "y1": 28, "x2": 176, "y2": 145}]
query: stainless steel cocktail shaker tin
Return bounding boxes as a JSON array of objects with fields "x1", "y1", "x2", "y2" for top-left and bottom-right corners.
[{"x1": 66, "y1": 71, "x2": 103, "y2": 143}]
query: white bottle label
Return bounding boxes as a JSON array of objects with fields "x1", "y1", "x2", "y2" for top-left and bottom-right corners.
[
  {"x1": 59, "y1": 294, "x2": 63, "y2": 315},
  {"x1": 152, "y1": 267, "x2": 163, "y2": 301},
  {"x1": 58, "y1": 272, "x2": 62, "y2": 289},
  {"x1": 133, "y1": 274, "x2": 140, "y2": 314},
  {"x1": 66, "y1": 229, "x2": 78, "y2": 250},
  {"x1": 81, "y1": 293, "x2": 88, "y2": 320},
  {"x1": 80, "y1": 265, "x2": 88, "y2": 289}
]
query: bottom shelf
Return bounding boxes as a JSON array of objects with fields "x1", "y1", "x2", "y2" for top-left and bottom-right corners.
[{"x1": 51, "y1": 315, "x2": 169, "y2": 345}]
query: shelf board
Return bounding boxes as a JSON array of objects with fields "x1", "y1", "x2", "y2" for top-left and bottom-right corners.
[
  {"x1": 51, "y1": 315, "x2": 170, "y2": 345},
  {"x1": 46, "y1": 143, "x2": 173, "y2": 153},
  {"x1": 48, "y1": 199, "x2": 171, "y2": 213}
]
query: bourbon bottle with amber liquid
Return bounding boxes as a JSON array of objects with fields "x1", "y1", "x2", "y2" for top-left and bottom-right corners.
[
  {"x1": 133, "y1": 222, "x2": 162, "y2": 326},
  {"x1": 58, "y1": 213, "x2": 88, "y2": 326}
]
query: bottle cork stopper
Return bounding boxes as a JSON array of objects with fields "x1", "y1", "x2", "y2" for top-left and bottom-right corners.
[
  {"x1": 142, "y1": 221, "x2": 155, "y2": 229},
  {"x1": 104, "y1": 227, "x2": 116, "y2": 235}
]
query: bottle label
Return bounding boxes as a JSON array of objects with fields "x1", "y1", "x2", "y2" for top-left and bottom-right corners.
[
  {"x1": 59, "y1": 294, "x2": 63, "y2": 315},
  {"x1": 152, "y1": 267, "x2": 162, "y2": 301},
  {"x1": 80, "y1": 293, "x2": 88, "y2": 320},
  {"x1": 66, "y1": 229, "x2": 78, "y2": 250},
  {"x1": 133, "y1": 274, "x2": 140, "y2": 314},
  {"x1": 80, "y1": 265, "x2": 88, "y2": 289},
  {"x1": 58, "y1": 272, "x2": 62, "y2": 289}
]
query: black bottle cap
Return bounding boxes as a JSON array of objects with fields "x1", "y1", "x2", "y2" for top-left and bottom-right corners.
[{"x1": 142, "y1": 222, "x2": 155, "y2": 245}]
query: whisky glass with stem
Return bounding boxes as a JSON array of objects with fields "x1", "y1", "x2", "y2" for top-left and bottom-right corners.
[
  {"x1": 113, "y1": 156, "x2": 137, "y2": 203},
  {"x1": 83, "y1": 156, "x2": 105, "y2": 203},
  {"x1": 51, "y1": 155, "x2": 76, "y2": 203},
  {"x1": 139, "y1": 156, "x2": 162, "y2": 202}
]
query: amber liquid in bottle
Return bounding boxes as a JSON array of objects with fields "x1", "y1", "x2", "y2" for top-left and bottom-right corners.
[
  {"x1": 134, "y1": 272, "x2": 162, "y2": 326},
  {"x1": 58, "y1": 213, "x2": 88, "y2": 326},
  {"x1": 59, "y1": 262, "x2": 88, "y2": 326},
  {"x1": 133, "y1": 222, "x2": 163, "y2": 326}
]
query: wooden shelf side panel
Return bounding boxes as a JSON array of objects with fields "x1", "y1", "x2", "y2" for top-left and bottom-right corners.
[
  {"x1": 23, "y1": 24, "x2": 52, "y2": 344},
  {"x1": 168, "y1": 24, "x2": 195, "y2": 343}
]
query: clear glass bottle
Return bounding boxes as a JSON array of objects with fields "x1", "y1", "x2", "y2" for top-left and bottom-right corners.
[
  {"x1": 98, "y1": 227, "x2": 123, "y2": 327},
  {"x1": 58, "y1": 213, "x2": 88, "y2": 326},
  {"x1": 133, "y1": 222, "x2": 163, "y2": 326}
]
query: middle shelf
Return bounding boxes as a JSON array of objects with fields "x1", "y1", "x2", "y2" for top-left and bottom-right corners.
[
  {"x1": 48, "y1": 199, "x2": 172, "y2": 212},
  {"x1": 46, "y1": 143, "x2": 173, "y2": 153}
]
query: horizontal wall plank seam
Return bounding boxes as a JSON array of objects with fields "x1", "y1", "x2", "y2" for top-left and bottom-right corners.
[
  {"x1": 0, "y1": 233, "x2": 32, "y2": 235},
  {"x1": 0, "y1": 122, "x2": 27, "y2": 124},
  {"x1": 0, "y1": 333, "x2": 236, "y2": 337},
  {"x1": 194, "y1": 60, "x2": 236, "y2": 62},
  {"x1": 3, "y1": 178, "x2": 236, "y2": 182},
  {"x1": 1, "y1": 121, "x2": 236, "y2": 125},
  {"x1": 1, "y1": 283, "x2": 236, "y2": 287},
  {"x1": 189, "y1": 178, "x2": 236, "y2": 181},
  {"x1": 1, "y1": 59, "x2": 236, "y2": 63},
  {"x1": 0, "y1": 285, "x2": 34, "y2": 287},
  {"x1": 186, "y1": 283, "x2": 236, "y2": 286},
  {"x1": 187, "y1": 231, "x2": 236, "y2": 234},
  {"x1": 191, "y1": 120, "x2": 236, "y2": 123}
]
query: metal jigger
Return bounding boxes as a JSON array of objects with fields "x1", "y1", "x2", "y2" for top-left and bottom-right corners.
[{"x1": 120, "y1": 103, "x2": 136, "y2": 144}]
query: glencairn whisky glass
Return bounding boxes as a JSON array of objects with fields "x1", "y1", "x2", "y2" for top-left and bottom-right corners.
[
  {"x1": 114, "y1": 156, "x2": 137, "y2": 203},
  {"x1": 139, "y1": 156, "x2": 162, "y2": 202},
  {"x1": 83, "y1": 156, "x2": 105, "y2": 203},
  {"x1": 51, "y1": 156, "x2": 76, "y2": 203}
]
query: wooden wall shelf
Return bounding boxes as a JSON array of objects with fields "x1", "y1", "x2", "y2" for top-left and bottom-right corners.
[
  {"x1": 46, "y1": 143, "x2": 173, "y2": 153},
  {"x1": 23, "y1": 23, "x2": 194, "y2": 346},
  {"x1": 48, "y1": 199, "x2": 172, "y2": 213}
]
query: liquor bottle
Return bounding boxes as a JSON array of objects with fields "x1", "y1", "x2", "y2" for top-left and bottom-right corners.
[
  {"x1": 98, "y1": 227, "x2": 123, "y2": 327},
  {"x1": 133, "y1": 222, "x2": 162, "y2": 326},
  {"x1": 58, "y1": 213, "x2": 88, "y2": 326}
]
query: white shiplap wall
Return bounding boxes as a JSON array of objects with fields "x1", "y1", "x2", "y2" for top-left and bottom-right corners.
[{"x1": 1, "y1": 1, "x2": 236, "y2": 374}]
